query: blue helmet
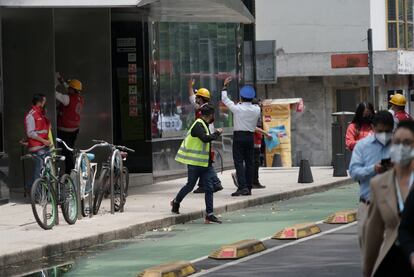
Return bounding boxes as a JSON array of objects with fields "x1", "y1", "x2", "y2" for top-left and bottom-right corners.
[{"x1": 240, "y1": 85, "x2": 256, "y2": 99}]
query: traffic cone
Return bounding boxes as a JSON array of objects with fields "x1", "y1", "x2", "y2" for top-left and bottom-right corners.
[
  {"x1": 333, "y1": 153, "x2": 348, "y2": 177},
  {"x1": 272, "y1": 154, "x2": 282, "y2": 167},
  {"x1": 298, "y1": 159, "x2": 313, "y2": 183}
]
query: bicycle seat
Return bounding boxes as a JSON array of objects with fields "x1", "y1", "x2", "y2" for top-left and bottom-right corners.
[{"x1": 86, "y1": 153, "x2": 95, "y2": 161}]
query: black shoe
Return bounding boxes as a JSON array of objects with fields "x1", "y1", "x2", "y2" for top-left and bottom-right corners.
[
  {"x1": 231, "y1": 188, "x2": 251, "y2": 197},
  {"x1": 205, "y1": 214, "x2": 222, "y2": 224},
  {"x1": 231, "y1": 173, "x2": 239, "y2": 188},
  {"x1": 252, "y1": 183, "x2": 266, "y2": 189},
  {"x1": 171, "y1": 200, "x2": 180, "y2": 214},
  {"x1": 214, "y1": 181, "x2": 223, "y2": 192},
  {"x1": 193, "y1": 186, "x2": 205, "y2": 194}
]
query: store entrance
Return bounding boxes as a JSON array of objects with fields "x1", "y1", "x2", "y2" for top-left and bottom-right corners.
[{"x1": 111, "y1": 20, "x2": 152, "y2": 173}]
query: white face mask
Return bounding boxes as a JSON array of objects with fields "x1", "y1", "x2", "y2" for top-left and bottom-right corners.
[
  {"x1": 390, "y1": 144, "x2": 414, "y2": 166},
  {"x1": 375, "y1": 132, "x2": 393, "y2": 146}
]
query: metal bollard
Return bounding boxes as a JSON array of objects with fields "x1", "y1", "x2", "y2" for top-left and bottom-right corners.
[
  {"x1": 298, "y1": 159, "x2": 313, "y2": 183},
  {"x1": 272, "y1": 154, "x2": 283, "y2": 167},
  {"x1": 333, "y1": 153, "x2": 348, "y2": 177}
]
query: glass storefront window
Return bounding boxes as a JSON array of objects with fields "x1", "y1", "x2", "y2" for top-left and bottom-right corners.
[{"x1": 151, "y1": 22, "x2": 240, "y2": 138}]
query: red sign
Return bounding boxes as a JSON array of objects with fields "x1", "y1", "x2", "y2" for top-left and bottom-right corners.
[{"x1": 331, "y1": 54, "x2": 368, "y2": 68}]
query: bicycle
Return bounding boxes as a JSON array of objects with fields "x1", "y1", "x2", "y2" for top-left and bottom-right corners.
[
  {"x1": 22, "y1": 149, "x2": 78, "y2": 230},
  {"x1": 56, "y1": 138, "x2": 107, "y2": 218},
  {"x1": 92, "y1": 140, "x2": 135, "y2": 215}
]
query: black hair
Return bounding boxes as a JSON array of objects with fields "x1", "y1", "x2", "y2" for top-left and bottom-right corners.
[
  {"x1": 372, "y1": 110, "x2": 394, "y2": 128},
  {"x1": 200, "y1": 103, "x2": 215, "y2": 116},
  {"x1": 351, "y1": 102, "x2": 375, "y2": 129},
  {"x1": 396, "y1": 120, "x2": 414, "y2": 135},
  {"x1": 32, "y1": 93, "x2": 46, "y2": 105},
  {"x1": 252, "y1": 98, "x2": 261, "y2": 105},
  {"x1": 241, "y1": 97, "x2": 253, "y2": 102}
]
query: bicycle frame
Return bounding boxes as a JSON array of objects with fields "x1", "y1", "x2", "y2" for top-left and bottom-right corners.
[
  {"x1": 92, "y1": 139, "x2": 134, "y2": 214},
  {"x1": 56, "y1": 138, "x2": 107, "y2": 219}
]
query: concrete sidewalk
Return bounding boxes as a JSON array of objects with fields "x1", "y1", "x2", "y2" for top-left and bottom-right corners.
[{"x1": 0, "y1": 167, "x2": 352, "y2": 274}]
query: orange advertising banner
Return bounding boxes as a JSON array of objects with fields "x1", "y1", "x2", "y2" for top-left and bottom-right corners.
[{"x1": 331, "y1": 53, "x2": 368, "y2": 68}]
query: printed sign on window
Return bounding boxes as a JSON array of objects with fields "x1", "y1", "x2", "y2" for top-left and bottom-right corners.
[
  {"x1": 129, "y1": 85, "x2": 137, "y2": 95},
  {"x1": 128, "y1": 53, "x2": 137, "y2": 62},
  {"x1": 128, "y1": 64, "x2": 137, "y2": 73},
  {"x1": 129, "y1": 107, "x2": 138, "y2": 117},
  {"x1": 128, "y1": 74, "x2": 137, "y2": 84},
  {"x1": 129, "y1": 96, "x2": 137, "y2": 106}
]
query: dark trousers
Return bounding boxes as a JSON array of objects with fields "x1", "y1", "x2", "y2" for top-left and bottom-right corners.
[
  {"x1": 233, "y1": 131, "x2": 254, "y2": 191},
  {"x1": 175, "y1": 164, "x2": 215, "y2": 214},
  {"x1": 57, "y1": 129, "x2": 79, "y2": 174},
  {"x1": 253, "y1": 147, "x2": 261, "y2": 185}
]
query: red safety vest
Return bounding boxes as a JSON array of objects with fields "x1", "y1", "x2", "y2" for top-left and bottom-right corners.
[
  {"x1": 58, "y1": 93, "x2": 84, "y2": 130},
  {"x1": 254, "y1": 132, "x2": 262, "y2": 148},
  {"x1": 24, "y1": 106, "x2": 50, "y2": 150},
  {"x1": 395, "y1": 110, "x2": 412, "y2": 122}
]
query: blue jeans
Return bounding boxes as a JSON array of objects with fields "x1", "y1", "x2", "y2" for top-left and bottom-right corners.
[
  {"x1": 175, "y1": 164, "x2": 215, "y2": 215},
  {"x1": 29, "y1": 148, "x2": 49, "y2": 189}
]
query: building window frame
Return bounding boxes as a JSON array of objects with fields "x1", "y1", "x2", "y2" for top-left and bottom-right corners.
[{"x1": 387, "y1": 0, "x2": 414, "y2": 49}]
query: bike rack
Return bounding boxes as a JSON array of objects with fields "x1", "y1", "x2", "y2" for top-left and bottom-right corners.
[{"x1": 110, "y1": 149, "x2": 124, "y2": 214}]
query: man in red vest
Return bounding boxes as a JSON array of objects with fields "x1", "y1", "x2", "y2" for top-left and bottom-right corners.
[
  {"x1": 56, "y1": 75, "x2": 84, "y2": 174},
  {"x1": 389, "y1": 93, "x2": 412, "y2": 130},
  {"x1": 24, "y1": 93, "x2": 51, "y2": 188}
]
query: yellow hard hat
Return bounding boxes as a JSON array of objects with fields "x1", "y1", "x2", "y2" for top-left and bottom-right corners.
[
  {"x1": 195, "y1": 88, "x2": 210, "y2": 99},
  {"x1": 68, "y1": 79, "x2": 82, "y2": 92},
  {"x1": 389, "y1": 93, "x2": 406, "y2": 106}
]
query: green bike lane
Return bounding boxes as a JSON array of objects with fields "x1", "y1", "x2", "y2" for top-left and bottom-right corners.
[{"x1": 23, "y1": 184, "x2": 359, "y2": 277}]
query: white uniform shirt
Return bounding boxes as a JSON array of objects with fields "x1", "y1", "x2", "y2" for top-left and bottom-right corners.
[{"x1": 221, "y1": 90, "x2": 260, "y2": 132}]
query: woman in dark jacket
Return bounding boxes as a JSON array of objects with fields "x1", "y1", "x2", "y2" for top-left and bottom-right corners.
[{"x1": 398, "y1": 184, "x2": 414, "y2": 272}]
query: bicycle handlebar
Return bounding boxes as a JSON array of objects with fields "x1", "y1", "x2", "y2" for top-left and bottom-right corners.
[
  {"x1": 92, "y1": 139, "x2": 135, "y2": 153},
  {"x1": 57, "y1": 137, "x2": 108, "y2": 153}
]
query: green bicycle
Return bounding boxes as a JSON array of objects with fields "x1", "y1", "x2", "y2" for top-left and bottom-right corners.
[{"x1": 23, "y1": 150, "x2": 78, "y2": 230}]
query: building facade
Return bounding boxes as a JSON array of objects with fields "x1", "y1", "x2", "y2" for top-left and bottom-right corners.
[
  {"x1": 0, "y1": 0, "x2": 255, "y2": 203},
  {"x1": 255, "y1": 0, "x2": 414, "y2": 166}
]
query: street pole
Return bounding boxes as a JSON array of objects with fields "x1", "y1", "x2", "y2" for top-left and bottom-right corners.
[{"x1": 368, "y1": 29, "x2": 375, "y2": 109}]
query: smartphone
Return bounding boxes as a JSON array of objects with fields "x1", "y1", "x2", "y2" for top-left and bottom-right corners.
[{"x1": 381, "y1": 158, "x2": 392, "y2": 168}]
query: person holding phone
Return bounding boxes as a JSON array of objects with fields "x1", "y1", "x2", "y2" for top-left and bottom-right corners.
[{"x1": 349, "y1": 111, "x2": 394, "y2": 253}]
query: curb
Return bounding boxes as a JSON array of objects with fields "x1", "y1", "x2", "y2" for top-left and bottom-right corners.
[{"x1": 1, "y1": 177, "x2": 353, "y2": 275}]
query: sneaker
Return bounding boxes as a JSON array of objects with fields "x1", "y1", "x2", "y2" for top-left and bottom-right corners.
[
  {"x1": 205, "y1": 214, "x2": 222, "y2": 224},
  {"x1": 193, "y1": 186, "x2": 205, "y2": 194},
  {"x1": 231, "y1": 173, "x2": 239, "y2": 188},
  {"x1": 231, "y1": 188, "x2": 251, "y2": 197},
  {"x1": 252, "y1": 183, "x2": 266, "y2": 189},
  {"x1": 214, "y1": 180, "x2": 223, "y2": 192},
  {"x1": 170, "y1": 200, "x2": 180, "y2": 214}
]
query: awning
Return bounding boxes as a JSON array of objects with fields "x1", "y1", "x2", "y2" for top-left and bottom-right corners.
[{"x1": 0, "y1": 0, "x2": 254, "y2": 23}]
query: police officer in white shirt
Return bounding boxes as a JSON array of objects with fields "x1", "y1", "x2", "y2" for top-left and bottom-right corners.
[{"x1": 221, "y1": 77, "x2": 261, "y2": 196}]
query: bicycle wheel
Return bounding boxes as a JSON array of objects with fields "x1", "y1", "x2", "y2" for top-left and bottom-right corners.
[
  {"x1": 31, "y1": 178, "x2": 57, "y2": 230},
  {"x1": 79, "y1": 155, "x2": 93, "y2": 217},
  {"x1": 122, "y1": 167, "x2": 129, "y2": 197},
  {"x1": 113, "y1": 174, "x2": 125, "y2": 212},
  {"x1": 60, "y1": 174, "x2": 78, "y2": 225},
  {"x1": 93, "y1": 168, "x2": 110, "y2": 215}
]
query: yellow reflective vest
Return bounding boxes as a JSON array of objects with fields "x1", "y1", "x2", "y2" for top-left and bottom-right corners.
[{"x1": 175, "y1": 118, "x2": 211, "y2": 167}]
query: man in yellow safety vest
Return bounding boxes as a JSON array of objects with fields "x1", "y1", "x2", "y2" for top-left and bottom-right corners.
[{"x1": 171, "y1": 104, "x2": 223, "y2": 224}]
